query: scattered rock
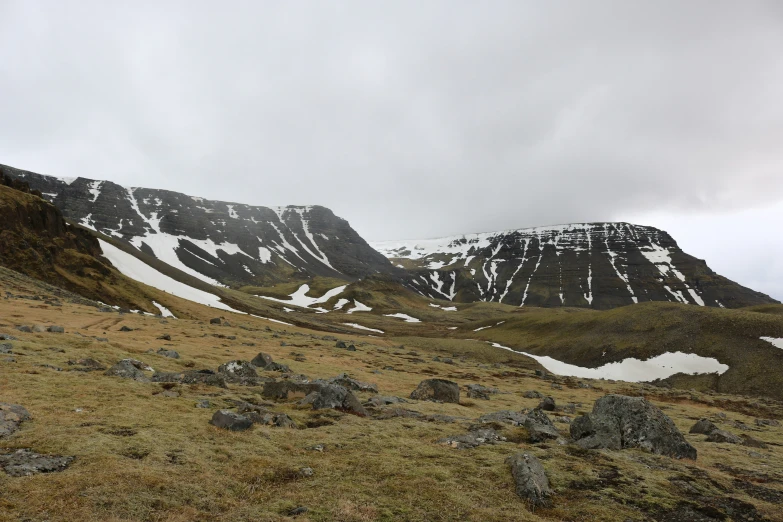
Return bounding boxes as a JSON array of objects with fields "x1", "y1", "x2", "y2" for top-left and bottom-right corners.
[
  {"x1": 300, "y1": 384, "x2": 368, "y2": 416},
  {"x1": 15, "y1": 325, "x2": 32, "y2": 333},
  {"x1": 539, "y1": 396, "x2": 556, "y2": 411},
  {"x1": 0, "y1": 343, "x2": 11, "y2": 354},
  {"x1": 210, "y1": 318, "x2": 222, "y2": 325},
  {"x1": 323, "y1": 373, "x2": 378, "y2": 393},
  {"x1": 570, "y1": 394, "x2": 697, "y2": 459},
  {"x1": 506, "y1": 452, "x2": 552, "y2": 510},
  {"x1": 262, "y1": 381, "x2": 322, "y2": 400},
  {"x1": 755, "y1": 418, "x2": 780, "y2": 427},
  {"x1": 217, "y1": 360, "x2": 260, "y2": 385},
  {"x1": 705, "y1": 429, "x2": 743, "y2": 444},
  {"x1": 689, "y1": 419, "x2": 719, "y2": 435},
  {"x1": 298, "y1": 467, "x2": 314, "y2": 478},
  {"x1": 158, "y1": 334, "x2": 172, "y2": 341},
  {"x1": 410, "y1": 379, "x2": 460, "y2": 403},
  {"x1": 119, "y1": 326, "x2": 134, "y2": 332},
  {"x1": 156, "y1": 348, "x2": 180, "y2": 359},
  {"x1": 253, "y1": 413, "x2": 297, "y2": 429},
  {"x1": 0, "y1": 334, "x2": 18, "y2": 341},
  {"x1": 524, "y1": 409, "x2": 560, "y2": 442},
  {"x1": 159, "y1": 390, "x2": 179, "y2": 398},
  {"x1": 364, "y1": 396, "x2": 408, "y2": 408},
  {"x1": 195, "y1": 400, "x2": 210, "y2": 408},
  {"x1": 476, "y1": 410, "x2": 528, "y2": 426},
  {"x1": 466, "y1": 384, "x2": 497, "y2": 400},
  {"x1": 740, "y1": 434, "x2": 768, "y2": 449},
  {"x1": 0, "y1": 403, "x2": 31, "y2": 438},
  {"x1": 209, "y1": 410, "x2": 252, "y2": 431},
  {"x1": 438, "y1": 428, "x2": 506, "y2": 449},
  {"x1": 346, "y1": 345, "x2": 357, "y2": 352},
  {"x1": 47, "y1": 326, "x2": 64, "y2": 333},
  {"x1": 523, "y1": 390, "x2": 543, "y2": 399},
  {"x1": 104, "y1": 359, "x2": 151, "y2": 382},
  {"x1": 0, "y1": 449, "x2": 74, "y2": 477},
  {"x1": 251, "y1": 352, "x2": 274, "y2": 367},
  {"x1": 553, "y1": 416, "x2": 572, "y2": 424}
]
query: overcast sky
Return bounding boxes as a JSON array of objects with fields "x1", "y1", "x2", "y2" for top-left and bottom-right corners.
[{"x1": 1, "y1": 1, "x2": 781, "y2": 299}]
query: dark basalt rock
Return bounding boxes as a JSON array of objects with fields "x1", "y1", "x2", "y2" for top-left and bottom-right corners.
[
  {"x1": 410, "y1": 379, "x2": 460, "y2": 403},
  {"x1": 506, "y1": 452, "x2": 552, "y2": 510},
  {"x1": 539, "y1": 396, "x2": 556, "y2": 411},
  {"x1": 209, "y1": 410, "x2": 252, "y2": 431},
  {"x1": 0, "y1": 449, "x2": 74, "y2": 477},
  {"x1": 570, "y1": 395, "x2": 697, "y2": 459}
]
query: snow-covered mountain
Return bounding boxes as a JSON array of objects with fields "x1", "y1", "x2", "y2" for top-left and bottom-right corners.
[
  {"x1": 372, "y1": 223, "x2": 777, "y2": 309},
  {"x1": 2, "y1": 164, "x2": 394, "y2": 287}
]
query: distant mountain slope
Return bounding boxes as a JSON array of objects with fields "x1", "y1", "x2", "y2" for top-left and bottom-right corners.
[
  {"x1": 2, "y1": 163, "x2": 395, "y2": 288},
  {"x1": 372, "y1": 223, "x2": 778, "y2": 309}
]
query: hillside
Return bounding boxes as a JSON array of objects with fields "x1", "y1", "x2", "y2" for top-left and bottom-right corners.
[
  {"x1": 372, "y1": 224, "x2": 778, "y2": 309},
  {"x1": 1, "y1": 164, "x2": 397, "y2": 288}
]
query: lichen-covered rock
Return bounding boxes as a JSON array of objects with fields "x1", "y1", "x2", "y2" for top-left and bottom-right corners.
[
  {"x1": 0, "y1": 403, "x2": 31, "y2": 438},
  {"x1": 438, "y1": 428, "x2": 506, "y2": 449},
  {"x1": 476, "y1": 410, "x2": 528, "y2": 427},
  {"x1": 251, "y1": 352, "x2": 274, "y2": 368},
  {"x1": 300, "y1": 384, "x2": 368, "y2": 416},
  {"x1": 689, "y1": 418, "x2": 718, "y2": 435},
  {"x1": 209, "y1": 410, "x2": 252, "y2": 431},
  {"x1": 217, "y1": 360, "x2": 259, "y2": 385},
  {"x1": 524, "y1": 409, "x2": 560, "y2": 442},
  {"x1": 0, "y1": 449, "x2": 74, "y2": 477},
  {"x1": 410, "y1": 379, "x2": 459, "y2": 403},
  {"x1": 570, "y1": 395, "x2": 697, "y2": 459},
  {"x1": 104, "y1": 359, "x2": 151, "y2": 382},
  {"x1": 506, "y1": 452, "x2": 552, "y2": 510}
]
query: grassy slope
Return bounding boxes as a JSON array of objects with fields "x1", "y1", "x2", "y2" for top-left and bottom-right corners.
[{"x1": 1, "y1": 275, "x2": 783, "y2": 521}]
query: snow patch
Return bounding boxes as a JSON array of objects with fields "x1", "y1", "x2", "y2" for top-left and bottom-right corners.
[
  {"x1": 152, "y1": 301, "x2": 175, "y2": 318},
  {"x1": 343, "y1": 323, "x2": 384, "y2": 334},
  {"x1": 384, "y1": 313, "x2": 421, "y2": 323}
]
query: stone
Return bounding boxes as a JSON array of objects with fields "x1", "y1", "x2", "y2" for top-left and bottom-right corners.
[
  {"x1": 0, "y1": 334, "x2": 18, "y2": 341},
  {"x1": 156, "y1": 348, "x2": 180, "y2": 359},
  {"x1": 181, "y1": 370, "x2": 228, "y2": 387},
  {"x1": 251, "y1": 352, "x2": 274, "y2": 368},
  {"x1": 323, "y1": 373, "x2": 378, "y2": 393},
  {"x1": 0, "y1": 403, "x2": 31, "y2": 438},
  {"x1": 256, "y1": 413, "x2": 297, "y2": 429},
  {"x1": 554, "y1": 416, "x2": 572, "y2": 424},
  {"x1": 47, "y1": 326, "x2": 64, "y2": 333},
  {"x1": 15, "y1": 325, "x2": 32, "y2": 333},
  {"x1": 195, "y1": 399, "x2": 210, "y2": 408},
  {"x1": 210, "y1": 318, "x2": 222, "y2": 325},
  {"x1": 476, "y1": 410, "x2": 528, "y2": 426},
  {"x1": 346, "y1": 345, "x2": 356, "y2": 351},
  {"x1": 288, "y1": 507, "x2": 308, "y2": 516},
  {"x1": 104, "y1": 359, "x2": 150, "y2": 382},
  {"x1": 539, "y1": 396, "x2": 556, "y2": 411},
  {"x1": 524, "y1": 409, "x2": 560, "y2": 442},
  {"x1": 438, "y1": 428, "x2": 506, "y2": 449},
  {"x1": 689, "y1": 419, "x2": 718, "y2": 435},
  {"x1": 158, "y1": 334, "x2": 172, "y2": 341},
  {"x1": 217, "y1": 360, "x2": 259, "y2": 385},
  {"x1": 66, "y1": 358, "x2": 106, "y2": 371},
  {"x1": 705, "y1": 429, "x2": 742, "y2": 444},
  {"x1": 523, "y1": 390, "x2": 543, "y2": 399},
  {"x1": 506, "y1": 453, "x2": 552, "y2": 510},
  {"x1": 570, "y1": 395, "x2": 697, "y2": 459},
  {"x1": 262, "y1": 381, "x2": 322, "y2": 400},
  {"x1": 119, "y1": 326, "x2": 133, "y2": 332},
  {"x1": 298, "y1": 467, "x2": 314, "y2": 478},
  {"x1": 335, "y1": 341, "x2": 347, "y2": 348},
  {"x1": 0, "y1": 449, "x2": 74, "y2": 477},
  {"x1": 410, "y1": 379, "x2": 460, "y2": 403},
  {"x1": 755, "y1": 418, "x2": 780, "y2": 427},
  {"x1": 300, "y1": 384, "x2": 368, "y2": 416},
  {"x1": 466, "y1": 384, "x2": 497, "y2": 400},
  {"x1": 363, "y1": 396, "x2": 408, "y2": 408},
  {"x1": 209, "y1": 410, "x2": 252, "y2": 431},
  {"x1": 160, "y1": 390, "x2": 179, "y2": 398},
  {"x1": 0, "y1": 343, "x2": 11, "y2": 354},
  {"x1": 740, "y1": 434, "x2": 768, "y2": 449}
]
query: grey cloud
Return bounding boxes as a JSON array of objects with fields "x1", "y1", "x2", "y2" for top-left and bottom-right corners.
[{"x1": 1, "y1": 1, "x2": 782, "y2": 248}]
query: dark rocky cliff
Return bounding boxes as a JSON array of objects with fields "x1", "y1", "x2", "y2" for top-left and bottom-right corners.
[
  {"x1": 373, "y1": 223, "x2": 778, "y2": 309},
  {"x1": 2, "y1": 164, "x2": 395, "y2": 287}
]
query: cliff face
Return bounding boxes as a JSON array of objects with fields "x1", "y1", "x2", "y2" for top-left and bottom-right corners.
[
  {"x1": 372, "y1": 223, "x2": 778, "y2": 309},
  {"x1": 2, "y1": 164, "x2": 395, "y2": 287}
]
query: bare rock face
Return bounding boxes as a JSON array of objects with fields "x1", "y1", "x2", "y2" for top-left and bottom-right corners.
[
  {"x1": 506, "y1": 452, "x2": 552, "y2": 510},
  {"x1": 570, "y1": 395, "x2": 697, "y2": 459},
  {"x1": 410, "y1": 379, "x2": 460, "y2": 403}
]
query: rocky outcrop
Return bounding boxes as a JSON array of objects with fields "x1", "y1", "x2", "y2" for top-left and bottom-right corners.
[
  {"x1": 0, "y1": 449, "x2": 74, "y2": 477},
  {"x1": 570, "y1": 395, "x2": 697, "y2": 459},
  {"x1": 372, "y1": 223, "x2": 778, "y2": 309}
]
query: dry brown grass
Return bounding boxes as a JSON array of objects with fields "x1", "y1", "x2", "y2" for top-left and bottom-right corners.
[{"x1": 1, "y1": 277, "x2": 783, "y2": 521}]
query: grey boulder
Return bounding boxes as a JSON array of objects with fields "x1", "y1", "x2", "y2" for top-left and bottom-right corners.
[
  {"x1": 0, "y1": 449, "x2": 74, "y2": 477},
  {"x1": 410, "y1": 379, "x2": 460, "y2": 403},
  {"x1": 570, "y1": 395, "x2": 697, "y2": 459},
  {"x1": 104, "y1": 359, "x2": 151, "y2": 382},
  {"x1": 506, "y1": 452, "x2": 552, "y2": 510},
  {"x1": 209, "y1": 410, "x2": 252, "y2": 431},
  {"x1": 0, "y1": 403, "x2": 31, "y2": 438}
]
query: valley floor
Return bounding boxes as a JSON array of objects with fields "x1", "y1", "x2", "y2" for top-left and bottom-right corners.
[{"x1": 1, "y1": 280, "x2": 783, "y2": 521}]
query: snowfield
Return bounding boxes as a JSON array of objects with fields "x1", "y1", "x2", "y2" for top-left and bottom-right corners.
[
  {"x1": 489, "y1": 342, "x2": 729, "y2": 382},
  {"x1": 98, "y1": 239, "x2": 243, "y2": 314},
  {"x1": 343, "y1": 323, "x2": 384, "y2": 334},
  {"x1": 383, "y1": 313, "x2": 421, "y2": 323},
  {"x1": 256, "y1": 283, "x2": 347, "y2": 310}
]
